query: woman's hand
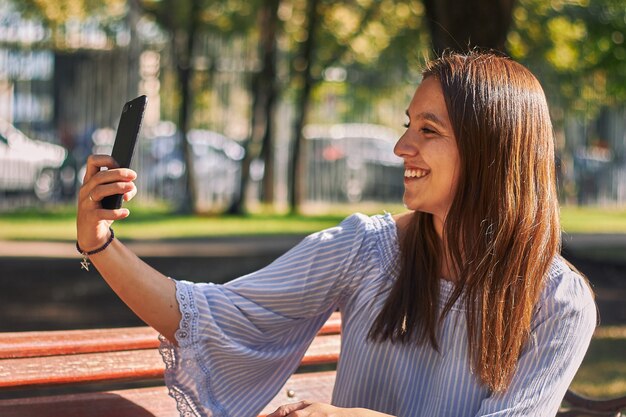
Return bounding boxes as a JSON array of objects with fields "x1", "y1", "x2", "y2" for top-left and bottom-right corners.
[
  {"x1": 267, "y1": 401, "x2": 394, "y2": 417},
  {"x1": 267, "y1": 401, "x2": 345, "y2": 417},
  {"x1": 76, "y1": 154, "x2": 137, "y2": 252}
]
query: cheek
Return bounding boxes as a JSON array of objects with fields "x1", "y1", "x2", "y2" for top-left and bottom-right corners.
[
  {"x1": 436, "y1": 146, "x2": 461, "y2": 193},
  {"x1": 448, "y1": 157, "x2": 462, "y2": 198},
  {"x1": 450, "y1": 157, "x2": 461, "y2": 187}
]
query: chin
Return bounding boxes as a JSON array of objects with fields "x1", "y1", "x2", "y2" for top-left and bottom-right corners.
[
  {"x1": 402, "y1": 201, "x2": 420, "y2": 212},
  {"x1": 402, "y1": 194, "x2": 420, "y2": 211},
  {"x1": 403, "y1": 199, "x2": 432, "y2": 215}
]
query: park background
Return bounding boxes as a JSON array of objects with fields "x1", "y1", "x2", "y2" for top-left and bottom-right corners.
[{"x1": 0, "y1": 0, "x2": 625, "y2": 404}]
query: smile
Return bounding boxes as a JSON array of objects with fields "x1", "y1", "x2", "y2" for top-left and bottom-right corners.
[{"x1": 404, "y1": 168, "x2": 430, "y2": 179}]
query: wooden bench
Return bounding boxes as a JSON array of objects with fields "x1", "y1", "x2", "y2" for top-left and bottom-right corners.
[{"x1": 0, "y1": 312, "x2": 624, "y2": 417}]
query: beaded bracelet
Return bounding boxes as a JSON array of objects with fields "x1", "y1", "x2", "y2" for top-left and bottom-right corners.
[{"x1": 76, "y1": 227, "x2": 115, "y2": 271}]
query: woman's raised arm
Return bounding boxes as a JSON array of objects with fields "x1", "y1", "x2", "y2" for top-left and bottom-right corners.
[{"x1": 76, "y1": 154, "x2": 181, "y2": 343}]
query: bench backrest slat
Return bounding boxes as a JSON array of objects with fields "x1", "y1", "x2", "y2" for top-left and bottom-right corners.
[
  {"x1": 0, "y1": 327, "x2": 159, "y2": 359},
  {"x1": 0, "y1": 349, "x2": 165, "y2": 389},
  {"x1": 0, "y1": 312, "x2": 341, "y2": 360},
  {"x1": 0, "y1": 329, "x2": 341, "y2": 389}
]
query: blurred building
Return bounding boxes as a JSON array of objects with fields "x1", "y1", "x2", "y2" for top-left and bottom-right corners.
[{"x1": 0, "y1": 2, "x2": 147, "y2": 161}]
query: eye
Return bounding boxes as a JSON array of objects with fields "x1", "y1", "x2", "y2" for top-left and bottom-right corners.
[
  {"x1": 403, "y1": 114, "x2": 410, "y2": 128},
  {"x1": 420, "y1": 126, "x2": 436, "y2": 134}
]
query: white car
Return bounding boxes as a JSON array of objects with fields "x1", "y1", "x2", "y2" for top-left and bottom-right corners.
[{"x1": 0, "y1": 119, "x2": 68, "y2": 201}]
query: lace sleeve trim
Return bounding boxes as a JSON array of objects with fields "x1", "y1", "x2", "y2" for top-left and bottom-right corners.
[
  {"x1": 159, "y1": 334, "x2": 207, "y2": 417},
  {"x1": 158, "y1": 281, "x2": 227, "y2": 417},
  {"x1": 174, "y1": 279, "x2": 199, "y2": 347}
]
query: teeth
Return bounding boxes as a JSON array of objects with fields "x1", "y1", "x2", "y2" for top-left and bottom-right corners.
[{"x1": 405, "y1": 168, "x2": 429, "y2": 178}]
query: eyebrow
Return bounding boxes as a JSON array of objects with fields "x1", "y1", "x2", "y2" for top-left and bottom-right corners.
[{"x1": 405, "y1": 110, "x2": 446, "y2": 127}]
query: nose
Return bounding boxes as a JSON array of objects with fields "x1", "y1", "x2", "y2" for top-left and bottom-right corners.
[{"x1": 394, "y1": 131, "x2": 416, "y2": 158}]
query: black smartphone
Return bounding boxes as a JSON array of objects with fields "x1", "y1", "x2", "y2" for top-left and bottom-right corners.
[{"x1": 101, "y1": 95, "x2": 147, "y2": 210}]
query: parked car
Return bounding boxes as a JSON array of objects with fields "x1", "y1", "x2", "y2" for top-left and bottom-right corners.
[
  {"x1": 304, "y1": 123, "x2": 403, "y2": 203},
  {"x1": 0, "y1": 119, "x2": 70, "y2": 201},
  {"x1": 143, "y1": 124, "x2": 244, "y2": 210}
]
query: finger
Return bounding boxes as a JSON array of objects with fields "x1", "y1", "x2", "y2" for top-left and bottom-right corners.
[
  {"x1": 88, "y1": 181, "x2": 135, "y2": 203},
  {"x1": 79, "y1": 169, "x2": 136, "y2": 202},
  {"x1": 267, "y1": 401, "x2": 311, "y2": 417},
  {"x1": 90, "y1": 168, "x2": 137, "y2": 186},
  {"x1": 123, "y1": 184, "x2": 138, "y2": 202},
  {"x1": 84, "y1": 155, "x2": 119, "y2": 183},
  {"x1": 95, "y1": 208, "x2": 130, "y2": 221}
]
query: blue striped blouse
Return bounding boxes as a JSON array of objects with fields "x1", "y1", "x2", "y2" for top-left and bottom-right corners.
[{"x1": 159, "y1": 213, "x2": 597, "y2": 417}]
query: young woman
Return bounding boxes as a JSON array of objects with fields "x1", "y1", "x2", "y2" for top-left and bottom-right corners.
[{"x1": 76, "y1": 51, "x2": 596, "y2": 417}]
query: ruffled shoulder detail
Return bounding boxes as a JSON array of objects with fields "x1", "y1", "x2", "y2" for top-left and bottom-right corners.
[{"x1": 369, "y1": 212, "x2": 401, "y2": 277}]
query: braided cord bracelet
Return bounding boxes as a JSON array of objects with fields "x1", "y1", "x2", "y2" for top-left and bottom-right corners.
[{"x1": 76, "y1": 227, "x2": 115, "y2": 271}]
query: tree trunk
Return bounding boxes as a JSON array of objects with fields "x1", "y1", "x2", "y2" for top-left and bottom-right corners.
[
  {"x1": 259, "y1": 0, "x2": 280, "y2": 205},
  {"x1": 175, "y1": 0, "x2": 201, "y2": 214},
  {"x1": 229, "y1": 0, "x2": 280, "y2": 214},
  {"x1": 422, "y1": 0, "x2": 517, "y2": 54},
  {"x1": 288, "y1": 0, "x2": 319, "y2": 214},
  {"x1": 126, "y1": 0, "x2": 141, "y2": 99},
  {"x1": 260, "y1": 108, "x2": 275, "y2": 204}
]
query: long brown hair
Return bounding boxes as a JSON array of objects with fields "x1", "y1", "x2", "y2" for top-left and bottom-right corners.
[{"x1": 369, "y1": 51, "x2": 561, "y2": 392}]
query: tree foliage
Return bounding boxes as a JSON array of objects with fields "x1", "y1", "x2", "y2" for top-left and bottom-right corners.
[
  {"x1": 282, "y1": 0, "x2": 428, "y2": 212},
  {"x1": 508, "y1": 0, "x2": 626, "y2": 118},
  {"x1": 19, "y1": 0, "x2": 126, "y2": 23},
  {"x1": 15, "y1": 0, "x2": 128, "y2": 49},
  {"x1": 7, "y1": 0, "x2": 624, "y2": 212}
]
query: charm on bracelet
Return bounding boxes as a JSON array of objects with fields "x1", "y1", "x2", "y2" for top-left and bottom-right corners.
[{"x1": 76, "y1": 227, "x2": 115, "y2": 271}]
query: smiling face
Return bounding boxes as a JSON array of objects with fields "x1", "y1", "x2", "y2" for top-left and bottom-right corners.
[{"x1": 394, "y1": 76, "x2": 460, "y2": 225}]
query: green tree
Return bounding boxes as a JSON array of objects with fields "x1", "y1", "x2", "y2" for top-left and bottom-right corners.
[
  {"x1": 13, "y1": 0, "x2": 284, "y2": 214},
  {"x1": 228, "y1": 0, "x2": 281, "y2": 214},
  {"x1": 508, "y1": 0, "x2": 626, "y2": 118},
  {"x1": 285, "y1": 0, "x2": 426, "y2": 213},
  {"x1": 140, "y1": 0, "x2": 208, "y2": 213},
  {"x1": 141, "y1": 0, "x2": 287, "y2": 214},
  {"x1": 15, "y1": 0, "x2": 128, "y2": 48},
  {"x1": 507, "y1": 0, "x2": 625, "y2": 204}
]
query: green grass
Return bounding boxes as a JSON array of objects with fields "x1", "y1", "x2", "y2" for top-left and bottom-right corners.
[
  {"x1": 560, "y1": 206, "x2": 626, "y2": 234},
  {"x1": 0, "y1": 202, "x2": 351, "y2": 241},
  {"x1": 0, "y1": 203, "x2": 624, "y2": 241},
  {"x1": 570, "y1": 326, "x2": 626, "y2": 399}
]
